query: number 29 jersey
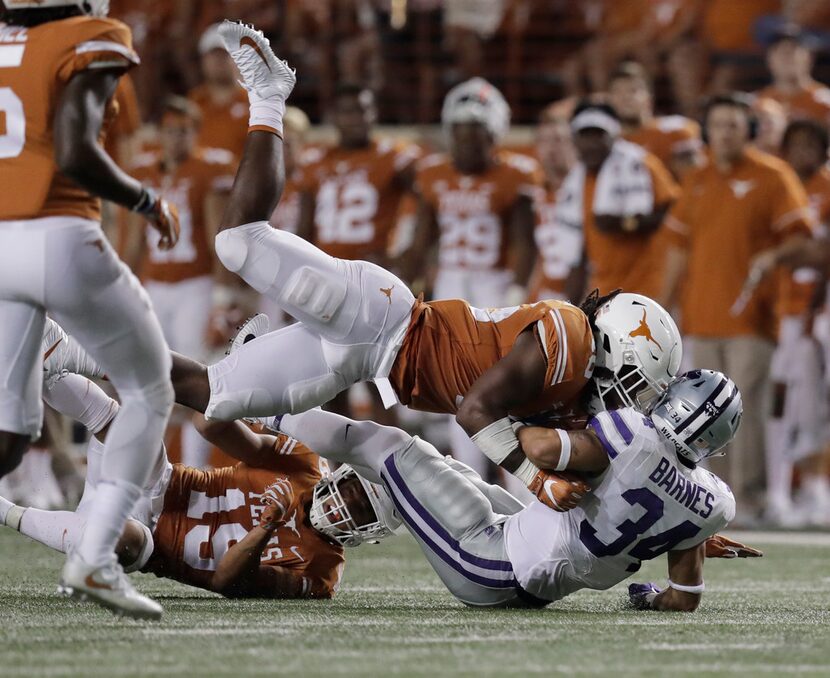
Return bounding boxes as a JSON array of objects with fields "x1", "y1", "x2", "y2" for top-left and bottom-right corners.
[
  {"x1": 0, "y1": 16, "x2": 139, "y2": 222},
  {"x1": 504, "y1": 407, "x2": 735, "y2": 602}
]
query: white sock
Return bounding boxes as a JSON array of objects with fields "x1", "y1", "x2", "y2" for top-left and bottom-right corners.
[
  {"x1": 42, "y1": 373, "x2": 118, "y2": 434},
  {"x1": 765, "y1": 418, "x2": 793, "y2": 507},
  {"x1": 75, "y1": 480, "x2": 141, "y2": 566},
  {"x1": 248, "y1": 95, "x2": 286, "y2": 136},
  {"x1": 19, "y1": 507, "x2": 86, "y2": 554}
]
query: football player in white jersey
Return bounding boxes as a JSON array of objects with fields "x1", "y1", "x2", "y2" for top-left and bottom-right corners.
[{"x1": 270, "y1": 369, "x2": 759, "y2": 610}]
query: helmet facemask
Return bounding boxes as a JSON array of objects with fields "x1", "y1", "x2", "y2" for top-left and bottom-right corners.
[{"x1": 309, "y1": 465, "x2": 400, "y2": 547}]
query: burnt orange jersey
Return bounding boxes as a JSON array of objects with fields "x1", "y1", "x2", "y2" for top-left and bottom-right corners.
[
  {"x1": 297, "y1": 138, "x2": 421, "y2": 261},
  {"x1": 700, "y1": 0, "x2": 778, "y2": 51},
  {"x1": 390, "y1": 299, "x2": 595, "y2": 418},
  {"x1": 188, "y1": 84, "x2": 249, "y2": 160},
  {"x1": 778, "y1": 165, "x2": 830, "y2": 318},
  {"x1": 530, "y1": 183, "x2": 582, "y2": 301},
  {"x1": 756, "y1": 82, "x2": 830, "y2": 125},
  {"x1": 584, "y1": 152, "x2": 680, "y2": 299},
  {"x1": 0, "y1": 16, "x2": 139, "y2": 221},
  {"x1": 624, "y1": 116, "x2": 702, "y2": 170},
  {"x1": 132, "y1": 148, "x2": 234, "y2": 283},
  {"x1": 416, "y1": 151, "x2": 544, "y2": 271},
  {"x1": 665, "y1": 148, "x2": 814, "y2": 339},
  {"x1": 144, "y1": 435, "x2": 345, "y2": 597}
]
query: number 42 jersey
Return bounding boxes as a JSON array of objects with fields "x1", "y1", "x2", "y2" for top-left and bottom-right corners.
[{"x1": 504, "y1": 407, "x2": 736, "y2": 603}]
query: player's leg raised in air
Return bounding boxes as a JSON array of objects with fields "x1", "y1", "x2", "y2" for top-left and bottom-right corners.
[
  {"x1": 172, "y1": 22, "x2": 415, "y2": 421},
  {"x1": 278, "y1": 409, "x2": 539, "y2": 608}
]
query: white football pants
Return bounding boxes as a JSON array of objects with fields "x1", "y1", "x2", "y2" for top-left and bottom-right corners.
[{"x1": 207, "y1": 222, "x2": 414, "y2": 419}]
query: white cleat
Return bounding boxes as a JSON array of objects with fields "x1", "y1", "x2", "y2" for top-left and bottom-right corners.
[
  {"x1": 226, "y1": 313, "x2": 270, "y2": 355},
  {"x1": 59, "y1": 552, "x2": 162, "y2": 621},
  {"x1": 42, "y1": 317, "x2": 105, "y2": 386},
  {"x1": 218, "y1": 21, "x2": 295, "y2": 101}
]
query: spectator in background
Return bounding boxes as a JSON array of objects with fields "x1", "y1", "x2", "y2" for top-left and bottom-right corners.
[
  {"x1": 121, "y1": 97, "x2": 235, "y2": 468},
  {"x1": 660, "y1": 93, "x2": 813, "y2": 521},
  {"x1": 756, "y1": 25, "x2": 830, "y2": 125},
  {"x1": 557, "y1": 102, "x2": 678, "y2": 302},
  {"x1": 753, "y1": 96, "x2": 789, "y2": 155},
  {"x1": 607, "y1": 61, "x2": 703, "y2": 180},
  {"x1": 527, "y1": 110, "x2": 580, "y2": 303},
  {"x1": 188, "y1": 23, "x2": 249, "y2": 161},
  {"x1": 766, "y1": 119, "x2": 830, "y2": 526}
]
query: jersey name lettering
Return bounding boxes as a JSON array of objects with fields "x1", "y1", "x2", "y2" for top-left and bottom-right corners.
[{"x1": 648, "y1": 456, "x2": 715, "y2": 519}]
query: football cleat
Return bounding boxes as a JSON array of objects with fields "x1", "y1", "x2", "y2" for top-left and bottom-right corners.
[
  {"x1": 218, "y1": 21, "x2": 296, "y2": 102},
  {"x1": 226, "y1": 313, "x2": 270, "y2": 355},
  {"x1": 42, "y1": 317, "x2": 105, "y2": 387},
  {"x1": 59, "y1": 552, "x2": 162, "y2": 620}
]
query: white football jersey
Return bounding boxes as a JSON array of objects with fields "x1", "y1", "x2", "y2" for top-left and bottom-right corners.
[{"x1": 504, "y1": 407, "x2": 736, "y2": 602}]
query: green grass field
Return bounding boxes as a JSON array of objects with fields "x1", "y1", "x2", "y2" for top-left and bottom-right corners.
[{"x1": 1, "y1": 529, "x2": 829, "y2": 677}]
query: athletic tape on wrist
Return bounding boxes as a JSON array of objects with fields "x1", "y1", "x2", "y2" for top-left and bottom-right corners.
[
  {"x1": 668, "y1": 579, "x2": 705, "y2": 594},
  {"x1": 471, "y1": 417, "x2": 520, "y2": 465},
  {"x1": 513, "y1": 457, "x2": 540, "y2": 485},
  {"x1": 555, "y1": 429, "x2": 571, "y2": 471}
]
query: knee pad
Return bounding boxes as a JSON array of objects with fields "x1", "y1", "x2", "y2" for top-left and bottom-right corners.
[
  {"x1": 121, "y1": 377, "x2": 175, "y2": 421},
  {"x1": 215, "y1": 223, "x2": 280, "y2": 293},
  {"x1": 281, "y1": 266, "x2": 347, "y2": 325}
]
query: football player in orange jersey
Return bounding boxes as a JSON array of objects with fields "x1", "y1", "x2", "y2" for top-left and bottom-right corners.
[
  {"x1": 0, "y1": 362, "x2": 402, "y2": 599},
  {"x1": 296, "y1": 83, "x2": 420, "y2": 269},
  {"x1": 0, "y1": 0, "x2": 181, "y2": 618},
  {"x1": 145, "y1": 24, "x2": 681, "y2": 499}
]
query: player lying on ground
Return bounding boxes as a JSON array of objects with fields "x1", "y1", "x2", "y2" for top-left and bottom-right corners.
[
  {"x1": 270, "y1": 369, "x2": 761, "y2": 610},
  {"x1": 152, "y1": 22, "x2": 684, "y2": 489},
  {"x1": 0, "y1": 360, "x2": 400, "y2": 598},
  {"x1": 0, "y1": 0, "x2": 182, "y2": 619}
]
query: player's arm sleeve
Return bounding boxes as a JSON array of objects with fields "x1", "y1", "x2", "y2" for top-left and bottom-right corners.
[{"x1": 56, "y1": 19, "x2": 140, "y2": 82}]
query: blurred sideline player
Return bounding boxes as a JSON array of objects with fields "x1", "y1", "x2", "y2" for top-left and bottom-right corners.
[
  {"x1": 401, "y1": 77, "x2": 541, "y2": 482},
  {"x1": 607, "y1": 61, "x2": 703, "y2": 180},
  {"x1": 146, "y1": 24, "x2": 683, "y2": 501},
  {"x1": 766, "y1": 120, "x2": 830, "y2": 525},
  {"x1": 121, "y1": 96, "x2": 234, "y2": 469},
  {"x1": 188, "y1": 22, "x2": 249, "y2": 160},
  {"x1": 527, "y1": 110, "x2": 579, "y2": 304},
  {"x1": 0, "y1": 0, "x2": 180, "y2": 618},
  {"x1": 274, "y1": 369, "x2": 760, "y2": 610},
  {"x1": 0, "y1": 364, "x2": 398, "y2": 599}
]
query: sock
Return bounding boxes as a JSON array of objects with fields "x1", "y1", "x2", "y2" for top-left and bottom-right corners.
[
  {"x1": 765, "y1": 418, "x2": 793, "y2": 508},
  {"x1": 19, "y1": 507, "x2": 86, "y2": 554},
  {"x1": 0, "y1": 495, "x2": 19, "y2": 526},
  {"x1": 248, "y1": 95, "x2": 285, "y2": 137},
  {"x1": 75, "y1": 480, "x2": 141, "y2": 566},
  {"x1": 42, "y1": 373, "x2": 118, "y2": 434}
]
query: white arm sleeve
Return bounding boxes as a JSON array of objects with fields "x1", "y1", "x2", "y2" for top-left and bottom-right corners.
[{"x1": 42, "y1": 374, "x2": 118, "y2": 434}]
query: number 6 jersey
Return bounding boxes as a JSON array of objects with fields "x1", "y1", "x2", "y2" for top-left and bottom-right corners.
[
  {"x1": 503, "y1": 407, "x2": 736, "y2": 603},
  {"x1": 0, "y1": 15, "x2": 139, "y2": 221}
]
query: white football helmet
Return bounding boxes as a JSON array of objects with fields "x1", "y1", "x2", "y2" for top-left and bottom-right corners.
[
  {"x1": 2, "y1": 0, "x2": 109, "y2": 16},
  {"x1": 441, "y1": 77, "x2": 510, "y2": 142},
  {"x1": 590, "y1": 293, "x2": 682, "y2": 413},
  {"x1": 309, "y1": 464, "x2": 402, "y2": 547}
]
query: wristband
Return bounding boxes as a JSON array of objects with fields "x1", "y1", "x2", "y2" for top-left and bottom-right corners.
[
  {"x1": 131, "y1": 187, "x2": 157, "y2": 215},
  {"x1": 667, "y1": 579, "x2": 705, "y2": 594},
  {"x1": 513, "y1": 457, "x2": 540, "y2": 484},
  {"x1": 554, "y1": 429, "x2": 571, "y2": 471},
  {"x1": 471, "y1": 417, "x2": 520, "y2": 465}
]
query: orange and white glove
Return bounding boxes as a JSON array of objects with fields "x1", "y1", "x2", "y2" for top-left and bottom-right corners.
[
  {"x1": 527, "y1": 469, "x2": 591, "y2": 512},
  {"x1": 704, "y1": 534, "x2": 763, "y2": 559},
  {"x1": 260, "y1": 477, "x2": 294, "y2": 531},
  {"x1": 133, "y1": 187, "x2": 181, "y2": 250}
]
